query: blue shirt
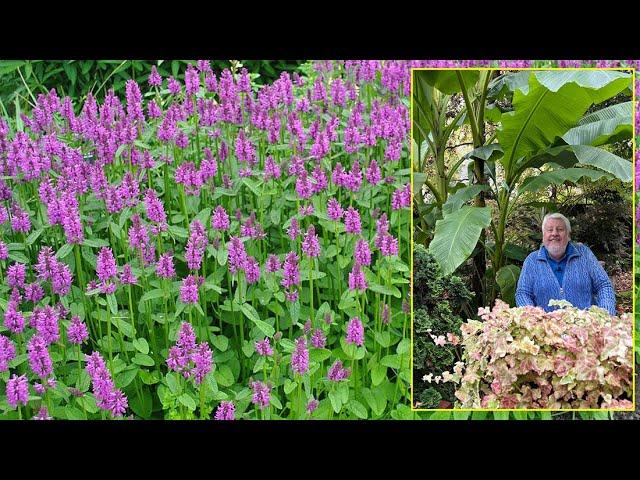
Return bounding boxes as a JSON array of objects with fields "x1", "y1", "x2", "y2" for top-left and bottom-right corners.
[
  {"x1": 543, "y1": 242, "x2": 574, "y2": 286},
  {"x1": 515, "y1": 242, "x2": 616, "y2": 315}
]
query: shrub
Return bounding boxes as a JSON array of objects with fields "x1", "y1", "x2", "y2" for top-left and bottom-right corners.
[
  {"x1": 413, "y1": 244, "x2": 472, "y2": 407},
  {"x1": 448, "y1": 300, "x2": 633, "y2": 409}
]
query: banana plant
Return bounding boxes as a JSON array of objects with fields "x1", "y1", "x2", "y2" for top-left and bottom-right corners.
[
  {"x1": 413, "y1": 69, "x2": 496, "y2": 300},
  {"x1": 415, "y1": 69, "x2": 633, "y2": 306}
]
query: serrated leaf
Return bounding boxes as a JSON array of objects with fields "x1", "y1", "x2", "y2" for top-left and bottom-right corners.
[
  {"x1": 83, "y1": 238, "x2": 110, "y2": 248},
  {"x1": 328, "y1": 390, "x2": 342, "y2": 413},
  {"x1": 367, "y1": 283, "x2": 401, "y2": 298},
  {"x1": 371, "y1": 364, "x2": 387, "y2": 386},
  {"x1": 165, "y1": 372, "x2": 179, "y2": 394},
  {"x1": 348, "y1": 399, "x2": 368, "y2": 419},
  {"x1": 178, "y1": 393, "x2": 196, "y2": 411},
  {"x1": 25, "y1": 228, "x2": 44, "y2": 246},
  {"x1": 106, "y1": 294, "x2": 118, "y2": 315},
  {"x1": 240, "y1": 303, "x2": 275, "y2": 337},
  {"x1": 299, "y1": 270, "x2": 326, "y2": 280},
  {"x1": 56, "y1": 243, "x2": 74, "y2": 259}
]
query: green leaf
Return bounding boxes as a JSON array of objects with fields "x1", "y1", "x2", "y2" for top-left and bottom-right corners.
[
  {"x1": 270, "y1": 208, "x2": 281, "y2": 226},
  {"x1": 116, "y1": 367, "x2": 139, "y2": 389},
  {"x1": 499, "y1": 74, "x2": 592, "y2": 178},
  {"x1": 212, "y1": 335, "x2": 229, "y2": 352},
  {"x1": 83, "y1": 238, "x2": 110, "y2": 248},
  {"x1": 374, "y1": 331, "x2": 392, "y2": 348},
  {"x1": 348, "y1": 399, "x2": 368, "y2": 419},
  {"x1": 453, "y1": 411, "x2": 471, "y2": 420},
  {"x1": 418, "y1": 70, "x2": 480, "y2": 95},
  {"x1": 242, "y1": 340, "x2": 254, "y2": 358},
  {"x1": 442, "y1": 185, "x2": 490, "y2": 216},
  {"x1": 132, "y1": 353, "x2": 155, "y2": 367},
  {"x1": 270, "y1": 395, "x2": 283, "y2": 410},
  {"x1": 63, "y1": 62, "x2": 77, "y2": 85},
  {"x1": 309, "y1": 348, "x2": 332, "y2": 362},
  {"x1": 9, "y1": 252, "x2": 29, "y2": 264},
  {"x1": 168, "y1": 225, "x2": 188, "y2": 239},
  {"x1": 518, "y1": 167, "x2": 612, "y2": 194},
  {"x1": 299, "y1": 270, "x2": 326, "y2": 280},
  {"x1": 0, "y1": 60, "x2": 26, "y2": 75},
  {"x1": 106, "y1": 294, "x2": 118, "y2": 315},
  {"x1": 534, "y1": 70, "x2": 631, "y2": 105},
  {"x1": 429, "y1": 411, "x2": 453, "y2": 420},
  {"x1": 242, "y1": 177, "x2": 262, "y2": 196},
  {"x1": 561, "y1": 145, "x2": 630, "y2": 182},
  {"x1": 368, "y1": 283, "x2": 401, "y2": 298},
  {"x1": 132, "y1": 338, "x2": 149, "y2": 355},
  {"x1": 380, "y1": 354, "x2": 400, "y2": 369},
  {"x1": 56, "y1": 243, "x2": 74, "y2": 259},
  {"x1": 139, "y1": 369, "x2": 160, "y2": 385},
  {"x1": 139, "y1": 289, "x2": 167, "y2": 303},
  {"x1": 25, "y1": 228, "x2": 44, "y2": 246},
  {"x1": 562, "y1": 101, "x2": 632, "y2": 146},
  {"x1": 165, "y1": 372, "x2": 180, "y2": 394},
  {"x1": 493, "y1": 411, "x2": 510, "y2": 420},
  {"x1": 371, "y1": 364, "x2": 387, "y2": 386},
  {"x1": 217, "y1": 248, "x2": 228, "y2": 266},
  {"x1": 194, "y1": 207, "x2": 212, "y2": 227},
  {"x1": 429, "y1": 206, "x2": 492, "y2": 276},
  {"x1": 178, "y1": 393, "x2": 196, "y2": 411},
  {"x1": 496, "y1": 265, "x2": 521, "y2": 306},
  {"x1": 284, "y1": 379, "x2": 297, "y2": 395},
  {"x1": 214, "y1": 364, "x2": 234, "y2": 387},
  {"x1": 329, "y1": 390, "x2": 342, "y2": 413},
  {"x1": 503, "y1": 243, "x2": 530, "y2": 262},
  {"x1": 240, "y1": 303, "x2": 274, "y2": 338}
]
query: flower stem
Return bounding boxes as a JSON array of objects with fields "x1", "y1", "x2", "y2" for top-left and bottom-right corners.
[{"x1": 308, "y1": 256, "x2": 314, "y2": 328}]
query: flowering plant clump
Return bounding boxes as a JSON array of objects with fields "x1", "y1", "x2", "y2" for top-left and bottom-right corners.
[
  {"x1": 0, "y1": 59, "x2": 410, "y2": 420},
  {"x1": 448, "y1": 300, "x2": 633, "y2": 409}
]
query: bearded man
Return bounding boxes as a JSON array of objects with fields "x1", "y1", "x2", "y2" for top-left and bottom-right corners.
[{"x1": 515, "y1": 213, "x2": 616, "y2": 315}]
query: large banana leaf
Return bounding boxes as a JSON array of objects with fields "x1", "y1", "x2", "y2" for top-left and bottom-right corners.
[
  {"x1": 497, "y1": 265, "x2": 521, "y2": 306},
  {"x1": 498, "y1": 71, "x2": 632, "y2": 178},
  {"x1": 534, "y1": 70, "x2": 631, "y2": 104},
  {"x1": 442, "y1": 184, "x2": 489, "y2": 215},
  {"x1": 518, "y1": 167, "x2": 612, "y2": 194},
  {"x1": 498, "y1": 74, "x2": 594, "y2": 176},
  {"x1": 429, "y1": 205, "x2": 492, "y2": 276},
  {"x1": 540, "y1": 145, "x2": 632, "y2": 182},
  {"x1": 418, "y1": 70, "x2": 480, "y2": 95},
  {"x1": 562, "y1": 101, "x2": 633, "y2": 146}
]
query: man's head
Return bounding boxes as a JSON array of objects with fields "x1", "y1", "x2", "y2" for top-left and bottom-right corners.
[{"x1": 542, "y1": 213, "x2": 571, "y2": 259}]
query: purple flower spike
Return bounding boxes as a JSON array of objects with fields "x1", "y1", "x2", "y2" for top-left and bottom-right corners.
[
  {"x1": 214, "y1": 401, "x2": 236, "y2": 420},
  {"x1": 346, "y1": 317, "x2": 365, "y2": 347},
  {"x1": 291, "y1": 336, "x2": 309, "y2": 376},
  {"x1": 6, "y1": 374, "x2": 29, "y2": 408}
]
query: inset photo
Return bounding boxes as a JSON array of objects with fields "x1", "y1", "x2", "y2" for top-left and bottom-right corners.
[{"x1": 411, "y1": 68, "x2": 635, "y2": 410}]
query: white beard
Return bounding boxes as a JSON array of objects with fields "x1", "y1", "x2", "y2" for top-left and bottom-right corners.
[{"x1": 546, "y1": 243, "x2": 567, "y2": 258}]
